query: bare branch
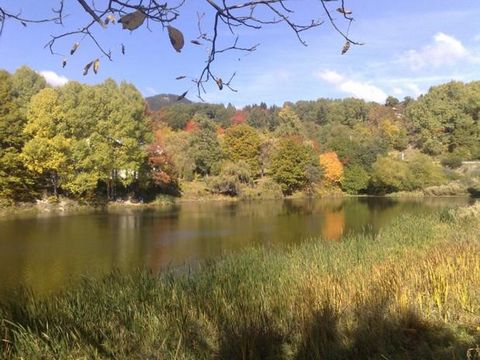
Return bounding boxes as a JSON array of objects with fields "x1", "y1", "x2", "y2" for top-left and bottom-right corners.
[{"x1": 0, "y1": 0, "x2": 363, "y2": 95}]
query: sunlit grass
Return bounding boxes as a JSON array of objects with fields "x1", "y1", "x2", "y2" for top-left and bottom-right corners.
[{"x1": 1, "y1": 205, "x2": 479, "y2": 359}]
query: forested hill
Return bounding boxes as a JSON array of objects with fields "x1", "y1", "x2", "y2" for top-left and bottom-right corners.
[
  {"x1": 146, "y1": 93, "x2": 192, "y2": 111},
  {"x1": 1, "y1": 65, "x2": 479, "y2": 204}
]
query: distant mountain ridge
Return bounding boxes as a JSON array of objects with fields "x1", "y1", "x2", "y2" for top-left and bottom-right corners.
[{"x1": 145, "y1": 93, "x2": 193, "y2": 111}]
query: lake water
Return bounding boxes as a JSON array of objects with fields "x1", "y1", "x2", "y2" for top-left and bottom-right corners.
[{"x1": 0, "y1": 197, "x2": 472, "y2": 299}]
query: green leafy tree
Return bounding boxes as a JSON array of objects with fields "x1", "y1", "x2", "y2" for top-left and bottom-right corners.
[
  {"x1": 406, "y1": 152, "x2": 446, "y2": 189},
  {"x1": 341, "y1": 164, "x2": 370, "y2": 194},
  {"x1": 0, "y1": 71, "x2": 37, "y2": 200},
  {"x1": 11, "y1": 66, "x2": 47, "y2": 113},
  {"x1": 190, "y1": 116, "x2": 223, "y2": 176},
  {"x1": 270, "y1": 138, "x2": 319, "y2": 194},
  {"x1": 385, "y1": 96, "x2": 400, "y2": 107},
  {"x1": 223, "y1": 124, "x2": 261, "y2": 175},
  {"x1": 90, "y1": 79, "x2": 148, "y2": 198},
  {"x1": 246, "y1": 106, "x2": 271, "y2": 129},
  {"x1": 22, "y1": 136, "x2": 73, "y2": 198},
  {"x1": 164, "y1": 131, "x2": 195, "y2": 180},
  {"x1": 275, "y1": 106, "x2": 304, "y2": 137},
  {"x1": 21, "y1": 88, "x2": 72, "y2": 198},
  {"x1": 371, "y1": 155, "x2": 410, "y2": 193},
  {"x1": 406, "y1": 81, "x2": 480, "y2": 158}
]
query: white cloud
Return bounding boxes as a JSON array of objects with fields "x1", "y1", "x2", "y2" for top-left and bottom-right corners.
[
  {"x1": 145, "y1": 87, "x2": 158, "y2": 96},
  {"x1": 404, "y1": 83, "x2": 423, "y2": 97},
  {"x1": 39, "y1": 71, "x2": 69, "y2": 87},
  {"x1": 392, "y1": 87, "x2": 404, "y2": 96},
  {"x1": 403, "y1": 33, "x2": 470, "y2": 70},
  {"x1": 316, "y1": 70, "x2": 387, "y2": 103}
]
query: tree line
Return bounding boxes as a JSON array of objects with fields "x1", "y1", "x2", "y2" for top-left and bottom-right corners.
[{"x1": 1, "y1": 66, "x2": 479, "y2": 204}]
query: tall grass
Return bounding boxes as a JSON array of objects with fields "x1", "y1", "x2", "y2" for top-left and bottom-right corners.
[{"x1": 1, "y1": 207, "x2": 480, "y2": 359}]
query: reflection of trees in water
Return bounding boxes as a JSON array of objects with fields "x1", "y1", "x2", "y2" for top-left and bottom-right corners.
[
  {"x1": 0, "y1": 214, "x2": 146, "y2": 297},
  {"x1": 321, "y1": 210, "x2": 345, "y2": 241},
  {"x1": 0, "y1": 197, "x2": 472, "y2": 298}
]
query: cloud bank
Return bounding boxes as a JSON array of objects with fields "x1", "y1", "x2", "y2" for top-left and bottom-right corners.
[
  {"x1": 403, "y1": 33, "x2": 470, "y2": 70},
  {"x1": 316, "y1": 70, "x2": 387, "y2": 103},
  {"x1": 39, "y1": 71, "x2": 69, "y2": 87}
]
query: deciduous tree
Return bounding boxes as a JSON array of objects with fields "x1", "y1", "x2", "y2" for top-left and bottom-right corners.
[
  {"x1": 319, "y1": 151, "x2": 344, "y2": 185},
  {"x1": 223, "y1": 124, "x2": 261, "y2": 175},
  {"x1": 270, "y1": 138, "x2": 319, "y2": 194}
]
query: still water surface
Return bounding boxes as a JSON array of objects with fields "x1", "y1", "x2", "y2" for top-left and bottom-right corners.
[{"x1": 0, "y1": 197, "x2": 472, "y2": 299}]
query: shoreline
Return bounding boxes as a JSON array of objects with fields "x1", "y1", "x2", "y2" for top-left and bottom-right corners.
[{"x1": 0, "y1": 193, "x2": 475, "y2": 220}]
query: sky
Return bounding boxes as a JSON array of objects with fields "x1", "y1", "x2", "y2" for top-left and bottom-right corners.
[{"x1": 1, "y1": 0, "x2": 480, "y2": 107}]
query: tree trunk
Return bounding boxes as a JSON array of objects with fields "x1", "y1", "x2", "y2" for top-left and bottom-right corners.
[{"x1": 51, "y1": 172, "x2": 58, "y2": 199}]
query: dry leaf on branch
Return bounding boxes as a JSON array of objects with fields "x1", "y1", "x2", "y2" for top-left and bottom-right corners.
[
  {"x1": 341, "y1": 41, "x2": 351, "y2": 55},
  {"x1": 191, "y1": 40, "x2": 202, "y2": 45},
  {"x1": 105, "y1": 14, "x2": 116, "y2": 25},
  {"x1": 83, "y1": 61, "x2": 93, "y2": 76},
  {"x1": 167, "y1": 26, "x2": 185, "y2": 52},
  {"x1": 175, "y1": 76, "x2": 186, "y2": 80},
  {"x1": 62, "y1": 59, "x2": 67, "y2": 68},
  {"x1": 336, "y1": 7, "x2": 352, "y2": 15},
  {"x1": 70, "y1": 42, "x2": 80, "y2": 55},
  {"x1": 93, "y1": 59, "x2": 100, "y2": 74},
  {"x1": 121, "y1": 43, "x2": 126, "y2": 55},
  {"x1": 216, "y1": 78, "x2": 223, "y2": 90},
  {"x1": 119, "y1": 10, "x2": 146, "y2": 31}
]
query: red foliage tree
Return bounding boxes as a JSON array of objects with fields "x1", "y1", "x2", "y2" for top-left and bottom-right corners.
[
  {"x1": 185, "y1": 119, "x2": 198, "y2": 133},
  {"x1": 147, "y1": 129, "x2": 178, "y2": 189},
  {"x1": 231, "y1": 110, "x2": 247, "y2": 125}
]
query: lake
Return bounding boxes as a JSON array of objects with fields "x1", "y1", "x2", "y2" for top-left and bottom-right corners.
[{"x1": 0, "y1": 197, "x2": 472, "y2": 299}]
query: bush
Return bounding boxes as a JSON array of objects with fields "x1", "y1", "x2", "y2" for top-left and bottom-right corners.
[
  {"x1": 423, "y1": 183, "x2": 468, "y2": 196},
  {"x1": 206, "y1": 161, "x2": 252, "y2": 196},
  {"x1": 341, "y1": 164, "x2": 370, "y2": 194},
  {"x1": 371, "y1": 153, "x2": 445, "y2": 194},
  {"x1": 152, "y1": 194, "x2": 176, "y2": 207},
  {"x1": 239, "y1": 177, "x2": 283, "y2": 200},
  {"x1": 441, "y1": 154, "x2": 463, "y2": 169}
]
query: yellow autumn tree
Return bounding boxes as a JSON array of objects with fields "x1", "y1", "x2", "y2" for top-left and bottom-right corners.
[{"x1": 319, "y1": 151, "x2": 344, "y2": 185}]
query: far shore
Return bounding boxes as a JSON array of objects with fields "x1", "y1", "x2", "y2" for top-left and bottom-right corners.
[{"x1": 0, "y1": 191, "x2": 475, "y2": 220}]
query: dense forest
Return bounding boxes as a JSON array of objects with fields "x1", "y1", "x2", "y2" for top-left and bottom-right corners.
[{"x1": 1, "y1": 66, "x2": 480, "y2": 204}]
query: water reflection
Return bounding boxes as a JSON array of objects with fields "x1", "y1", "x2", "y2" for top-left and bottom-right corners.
[{"x1": 0, "y1": 197, "x2": 472, "y2": 299}]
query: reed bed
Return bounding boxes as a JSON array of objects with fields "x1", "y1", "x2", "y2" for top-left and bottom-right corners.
[{"x1": 1, "y1": 205, "x2": 480, "y2": 359}]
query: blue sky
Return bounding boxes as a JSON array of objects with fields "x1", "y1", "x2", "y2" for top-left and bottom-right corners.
[{"x1": 1, "y1": 0, "x2": 479, "y2": 107}]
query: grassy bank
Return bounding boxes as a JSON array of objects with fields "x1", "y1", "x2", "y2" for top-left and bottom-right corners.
[{"x1": 1, "y1": 205, "x2": 480, "y2": 359}]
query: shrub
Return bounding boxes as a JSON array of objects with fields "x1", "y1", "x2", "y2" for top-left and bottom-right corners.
[
  {"x1": 441, "y1": 154, "x2": 463, "y2": 169},
  {"x1": 239, "y1": 177, "x2": 283, "y2": 200},
  {"x1": 341, "y1": 164, "x2": 370, "y2": 194},
  {"x1": 206, "y1": 161, "x2": 252, "y2": 196},
  {"x1": 371, "y1": 153, "x2": 445, "y2": 194}
]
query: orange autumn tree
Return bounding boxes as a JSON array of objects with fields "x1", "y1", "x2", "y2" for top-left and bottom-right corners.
[
  {"x1": 319, "y1": 151, "x2": 344, "y2": 185},
  {"x1": 147, "y1": 126, "x2": 179, "y2": 193}
]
